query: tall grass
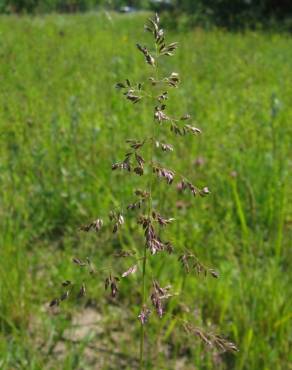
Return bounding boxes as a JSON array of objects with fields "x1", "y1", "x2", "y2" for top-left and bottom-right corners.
[{"x1": 0, "y1": 12, "x2": 291, "y2": 369}]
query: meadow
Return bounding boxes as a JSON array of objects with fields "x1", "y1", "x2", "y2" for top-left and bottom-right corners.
[{"x1": 0, "y1": 11, "x2": 291, "y2": 369}]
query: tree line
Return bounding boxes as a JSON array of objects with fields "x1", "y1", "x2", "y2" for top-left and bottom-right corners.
[{"x1": 1, "y1": 0, "x2": 291, "y2": 30}]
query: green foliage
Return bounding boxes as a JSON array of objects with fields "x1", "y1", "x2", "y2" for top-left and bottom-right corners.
[
  {"x1": 162, "y1": 0, "x2": 292, "y2": 31},
  {"x1": 1, "y1": 0, "x2": 292, "y2": 32},
  {"x1": 0, "y1": 12, "x2": 291, "y2": 369},
  {"x1": 0, "y1": 0, "x2": 148, "y2": 13}
]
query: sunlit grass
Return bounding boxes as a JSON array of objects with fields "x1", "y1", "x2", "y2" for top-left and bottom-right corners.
[{"x1": 0, "y1": 12, "x2": 291, "y2": 369}]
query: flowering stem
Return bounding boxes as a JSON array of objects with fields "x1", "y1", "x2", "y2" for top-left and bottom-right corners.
[
  {"x1": 139, "y1": 46, "x2": 159, "y2": 368},
  {"x1": 139, "y1": 120, "x2": 156, "y2": 368}
]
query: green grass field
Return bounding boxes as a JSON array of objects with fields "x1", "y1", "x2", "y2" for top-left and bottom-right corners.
[{"x1": 0, "y1": 12, "x2": 291, "y2": 369}]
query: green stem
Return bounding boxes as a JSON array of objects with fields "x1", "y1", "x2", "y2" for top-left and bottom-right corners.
[
  {"x1": 139, "y1": 41, "x2": 159, "y2": 369},
  {"x1": 139, "y1": 244, "x2": 147, "y2": 367}
]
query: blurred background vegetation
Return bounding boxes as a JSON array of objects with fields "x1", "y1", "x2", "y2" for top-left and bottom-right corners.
[
  {"x1": 0, "y1": 2, "x2": 291, "y2": 370},
  {"x1": 1, "y1": 0, "x2": 292, "y2": 30}
]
